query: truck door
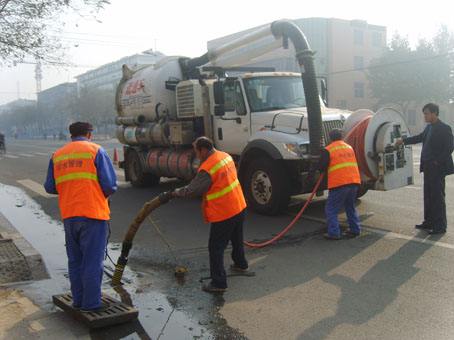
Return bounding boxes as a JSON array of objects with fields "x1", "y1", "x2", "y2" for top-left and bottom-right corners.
[{"x1": 213, "y1": 79, "x2": 250, "y2": 155}]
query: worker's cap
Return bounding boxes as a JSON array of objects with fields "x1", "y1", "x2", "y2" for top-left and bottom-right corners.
[
  {"x1": 69, "y1": 122, "x2": 93, "y2": 137},
  {"x1": 329, "y1": 128, "x2": 343, "y2": 141}
]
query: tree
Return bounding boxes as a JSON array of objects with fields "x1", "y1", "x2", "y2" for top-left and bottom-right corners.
[
  {"x1": 0, "y1": 0, "x2": 109, "y2": 64},
  {"x1": 74, "y1": 87, "x2": 116, "y2": 134},
  {"x1": 368, "y1": 27, "x2": 454, "y2": 112}
]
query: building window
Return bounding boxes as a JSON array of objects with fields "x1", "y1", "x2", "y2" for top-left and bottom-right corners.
[
  {"x1": 354, "y1": 29, "x2": 364, "y2": 45},
  {"x1": 354, "y1": 56, "x2": 364, "y2": 70},
  {"x1": 372, "y1": 32, "x2": 382, "y2": 47},
  {"x1": 354, "y1": 82, "x2": 365, "y2": 98}
]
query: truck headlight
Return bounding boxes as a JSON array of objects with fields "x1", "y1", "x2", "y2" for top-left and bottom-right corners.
[{"x1": 284, "y1": 143, "x2": 309, "y2": 157}]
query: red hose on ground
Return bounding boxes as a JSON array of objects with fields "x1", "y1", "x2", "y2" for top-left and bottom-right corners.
[
  {"x1": 344, "y1": 116, "x2": 376, "y2": 180},
  {"x1": 244, "y1": 173, "x2": 324, "y2": 249}
]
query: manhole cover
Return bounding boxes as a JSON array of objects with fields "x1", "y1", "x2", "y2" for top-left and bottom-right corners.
[{"x1": 53, "y1": 293, "x2": 139, "y2": 329}]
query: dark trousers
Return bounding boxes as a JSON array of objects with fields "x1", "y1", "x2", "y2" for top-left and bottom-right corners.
[
  {"x1": 325, "y1": 184, "x2": 361, "y2": 237},
  {"x1": 63, "y1": 217, "x2": 108, "y2": 310},
  {"x1": 423, "y1": 164, "x2": 447, "y2": 230},
  {"x1": 209, "y1": 210, "x2": 248, "y2": 289}
]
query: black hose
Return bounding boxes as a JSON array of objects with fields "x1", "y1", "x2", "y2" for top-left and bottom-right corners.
[{"x1": 271, "y1": 20, "x2": 323, "y2": 162}]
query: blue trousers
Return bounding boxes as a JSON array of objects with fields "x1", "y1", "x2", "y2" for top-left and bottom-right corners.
[
  {"x1": 63, "y1": 217, "x2": 108, "y2": 310},
  {"x1": 325, "y1": 185, "x2": 361, "y2": 237}
]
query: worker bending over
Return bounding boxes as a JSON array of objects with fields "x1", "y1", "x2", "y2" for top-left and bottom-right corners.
[
  {"x1": 44, "y1": 122, "x2": 117, "y2": 311},
  {"x1": 319, "y1": 129, "x2": 362, "y2": 240},
  {"x1": 171, "y1": 137, "x2": 248, "y2": 293}
]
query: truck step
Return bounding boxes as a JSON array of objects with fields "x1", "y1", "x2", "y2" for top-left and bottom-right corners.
[{"x1": 53, "y1": 292, "x2": 138, "y2": 329}]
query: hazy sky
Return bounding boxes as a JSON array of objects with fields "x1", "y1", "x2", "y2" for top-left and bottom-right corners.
[{"x1": 0, "y1": 0, "x2": 453, "y2": 104}]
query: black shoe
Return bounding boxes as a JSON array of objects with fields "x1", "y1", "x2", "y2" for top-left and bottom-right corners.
[
  {"x1": 415, "y1": 223, "x2": 431, "y2": 230},
  {"x1": 230, "y1": 264, "x2": 248, "y2": 273},
  {"x1": 202, "y1": 283, "x2": 227, "y2": 293},
  {"x1": 427, "y1": 229, "x2": 446, "y2": 235},
  {"x1": 323, "y1": 233, "x2": 341, "y2": 240},
  {"x1": 343, "y1": 230, "x2": 360, "y2": 238}
]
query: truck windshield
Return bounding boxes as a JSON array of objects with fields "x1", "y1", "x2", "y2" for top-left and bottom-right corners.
[{"x1": 243, "y1": 76, "x2": 306, "y2": 112}]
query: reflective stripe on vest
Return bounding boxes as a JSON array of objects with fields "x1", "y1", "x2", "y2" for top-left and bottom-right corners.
[
  {"x1": 328, "y1": 162, "x2": 359, "y2": 174},
  {"x1": 52, "y1": 140, "x2": 110, "y2": 220},
  {"x1": 198, "y1": 151, "x2": 246, "y2": 223},
  {"x1": 326, "y1": 140, "x2": 361, "y2": 189},
  {"x1": 55, "y1": 172, "x2": 98, "y2": 185},
  {"x1": 53, "y1": 152, "x2": 93, "y2": 164},
  {"x1": 206, "y1": 178, "x2": 240, "y2": 201},
  {"x1": 209, "y1": 156, "x2": 233, "y2": 175}
]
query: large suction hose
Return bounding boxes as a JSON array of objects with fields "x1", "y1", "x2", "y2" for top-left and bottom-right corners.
[
  {"x1": 271, "y1": 20, "x2": 324, "y2": 167},
  {"x1": 111, "y1": 192, "x2": 173, "y2": 286}
]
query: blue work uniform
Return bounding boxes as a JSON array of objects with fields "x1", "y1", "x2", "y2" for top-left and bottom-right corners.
[{"x1": 44, "y1": 137, "x2": 117, "y2": 310}]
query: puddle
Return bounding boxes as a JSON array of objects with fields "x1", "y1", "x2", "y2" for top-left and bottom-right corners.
[{"x1": 0, "y1": 183, "x2": 209, "y2": 339}]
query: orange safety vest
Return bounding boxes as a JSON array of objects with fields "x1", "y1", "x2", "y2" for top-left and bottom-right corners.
[
  {"x1": 53, "y1": 140, "x2": 110, "y2": 220},
  {"x1": 325, "y1": 140, "x2": 361, "y2": 189},
  {"x1": 198, "y1": 150, "x2": 247, "y2": 223}
]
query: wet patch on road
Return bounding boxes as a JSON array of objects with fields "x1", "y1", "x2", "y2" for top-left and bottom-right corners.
[{"x1": 0, "y1": 183, "x2": 247, "y2": 339}]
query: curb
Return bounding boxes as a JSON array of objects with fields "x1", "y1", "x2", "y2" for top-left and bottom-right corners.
[{"x1": 0, "y1": 213, "x2": 49, "y2": 284}]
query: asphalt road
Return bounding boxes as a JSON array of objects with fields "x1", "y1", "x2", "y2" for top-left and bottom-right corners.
[{"x1": 1, "y1": 138, "x2": 454, "y2": 339}]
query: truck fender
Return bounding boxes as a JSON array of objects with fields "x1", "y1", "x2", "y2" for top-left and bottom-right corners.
[{"x1": 238, "y1": 139, "x2": 283, "y2": 173}]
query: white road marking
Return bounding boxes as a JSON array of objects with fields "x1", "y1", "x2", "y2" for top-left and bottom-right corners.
[
  {"x1": 300, "y1": 214, "x2": 454, "y2": 250},
  {"x1": 34, "y1": 152, "x2": 50, "y2": 156},
  {"x1": 362, "y1": 227, "x2": 454, "y2": 250},
  {"x1": 4, "y1": 154, "x2": 19, "y2": 159},
  {"x1": 405, "y1": 185, "x2": 421, "y2": 190},
  {"x1": 17, "y1": 179, "x2": 56, "y2": 198},
  {"x1": 115, "y1": 169, "x2": 125, "y2": 178},
  {"x1": 17, "y1": 153, "x2": 35, "y2": 157}
]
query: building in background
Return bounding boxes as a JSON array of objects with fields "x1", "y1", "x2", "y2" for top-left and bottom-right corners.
[
  {"x1": 207, "y1": 18, "x2": 387, "y2": 111},
  {"x1": 75, "y1": 49, "x2": 165, "y2": 94},
  {"x1": 0, "y1": 99, "x2": 36, "y2": 114},
  {"x1": 37, "y1": 82, "x2": 77, "y2": 136}
]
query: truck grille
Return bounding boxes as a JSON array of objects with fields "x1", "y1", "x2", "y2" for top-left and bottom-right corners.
[
  {"x1": 177, "y1": 84, "x2": 195, "y2": 117},
  {"x1": 322, "y1": 120, "x2": 344, "y2": 146}
]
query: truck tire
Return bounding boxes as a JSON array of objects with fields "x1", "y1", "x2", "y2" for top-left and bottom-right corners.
[
  {"x1": 243, "y1": 157, "x2": 290, "y2": 215},
  {"x1": 126, "y1": 151, "x2": 159, "y2": 187}
]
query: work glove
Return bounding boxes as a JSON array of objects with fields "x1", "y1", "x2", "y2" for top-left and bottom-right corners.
[{"x1": 158, "y1": 190, "x2": 174, "y2": 204}]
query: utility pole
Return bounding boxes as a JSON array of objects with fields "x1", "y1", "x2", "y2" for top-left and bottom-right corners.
[{"x1": 35, "y1": 60, "x2": 42, "y2": 94}]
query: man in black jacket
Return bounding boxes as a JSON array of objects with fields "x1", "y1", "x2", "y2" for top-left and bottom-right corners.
[{"x1": 396, "y1": 103, "x2": 454, "y2": 234}]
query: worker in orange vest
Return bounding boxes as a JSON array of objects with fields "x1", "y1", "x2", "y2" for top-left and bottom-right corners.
[
  {"x1": 171, "y1": 137, "x2": 248, "y2": 293},
  {"x1": 44, "y1": 122, "x2": 117, "y2": 311},
  {"x1": 318, "y1": 129, "x2": 362, "y2": 240}
]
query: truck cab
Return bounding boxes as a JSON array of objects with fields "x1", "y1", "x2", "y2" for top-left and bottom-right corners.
[{"x1": 174, "y1": 72, "x2": 348, "y2": 214}]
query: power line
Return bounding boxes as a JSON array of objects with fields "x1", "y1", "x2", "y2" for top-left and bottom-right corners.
[{"x1": 327, "y1": 51, "x2": 454, "y2": 76}]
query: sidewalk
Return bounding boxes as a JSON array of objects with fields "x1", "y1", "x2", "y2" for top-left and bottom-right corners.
[{"x1": 0, "y1": 210, "x2": 90, "y2": 339}]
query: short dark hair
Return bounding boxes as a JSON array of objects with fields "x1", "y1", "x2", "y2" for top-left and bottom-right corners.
[
  {"x1": 193, "y1": 136, "x2": 214, "y2": 151},
  {"x1": 329, "y1": 128, "x2": 343, "y2": 141},
  {"x1": 422, "y1": 103, "x2": 439, "y2": 116},
  {"x1": 69, "y1": 122, "x2": 93, "y2": 138}
]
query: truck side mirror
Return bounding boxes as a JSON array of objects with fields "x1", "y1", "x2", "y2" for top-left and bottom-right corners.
[
  {"x1": 320, "y1": 78, "x2": 328, "y2": 106},
  {"x1": 213, "y1": 81, "x2": 225, "y2": 116},
  {"x1": 214, "y1": 82, "x2": 224, "y2": 105}
]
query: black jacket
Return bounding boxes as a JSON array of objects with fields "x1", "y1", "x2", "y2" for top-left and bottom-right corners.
[{"x1": 404, "y1": 120, "x2": 454, "y2": 176}]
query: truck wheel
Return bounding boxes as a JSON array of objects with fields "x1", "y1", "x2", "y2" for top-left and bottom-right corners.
[
  {"x1": 243, "y1": 158, "x2": 290, "y2": 215},
  {"x1": 356, "y1": 185, "x2": 368, "y2": 198},
  {"x1": 127, "y1": 151, "x2": 159, "y2": 187}
]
